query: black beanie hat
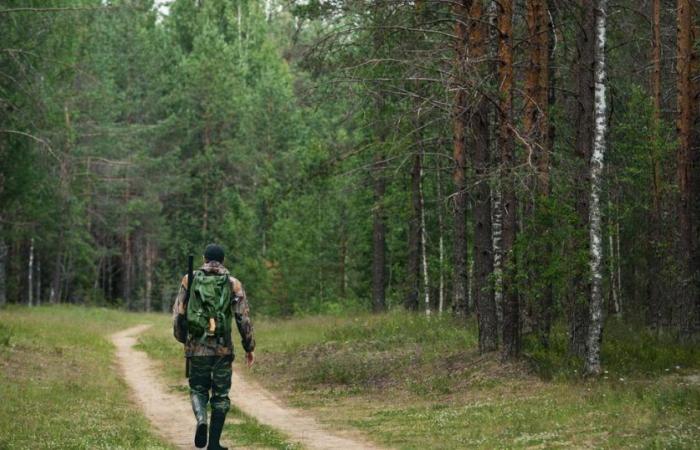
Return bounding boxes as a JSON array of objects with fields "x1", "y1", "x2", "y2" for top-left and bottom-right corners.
[{"x1": 204, "y1": 244, "x2": 225, "y2": 263}]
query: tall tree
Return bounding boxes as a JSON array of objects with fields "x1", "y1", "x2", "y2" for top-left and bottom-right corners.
[
  {"x1": 648, "y1": 0, "x2": 664, "y2": 328},
  {"x1": 498, "y1": 0, "x2": 519, "y2": 359},
  {"x1": 469, "y1": 0, "x2": 498, "y2": 352},
  {"x1": 585, "y1": 0, "x2": 609, "y2": 376},
  {"x1": 570, "y1": 0, "x2": 596, "y2": 358},
  {"x1": 451, "y1": 0, "x2": 471, "y2": 317},
  {"x1": 676, "y1": 0, "x2": 699, "y2": 337}
]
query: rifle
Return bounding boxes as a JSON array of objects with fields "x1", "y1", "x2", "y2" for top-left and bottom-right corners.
[{"x1": 184, "y1": 255, "x2": 194, "y2": 378}]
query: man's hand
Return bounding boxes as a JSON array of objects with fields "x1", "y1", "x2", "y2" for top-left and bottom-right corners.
[{"x1": 245, "y1": 351, "x2": 255, "y2": 368}]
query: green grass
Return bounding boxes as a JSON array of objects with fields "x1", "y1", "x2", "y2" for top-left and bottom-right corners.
[
  {"x1": 0, "y1": 305, "x2": 170, "y2": 449},
  {"x1": 8, "y1": 305, "x2": 696, "y2": 449},
  {"x1": 248, "y1": 310, "x2": 700, "y2": 449},
  {"x1": 135, "y1": 314, "x2": 301, "y2": 449}
]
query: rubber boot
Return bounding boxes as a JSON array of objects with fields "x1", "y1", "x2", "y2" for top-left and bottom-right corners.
[
  {"x1": 191, "y1": 393, "x2": 208, "y2": 448},
  {"x1": 207, "y1": 411, "x2": 228, "y2": 450}
]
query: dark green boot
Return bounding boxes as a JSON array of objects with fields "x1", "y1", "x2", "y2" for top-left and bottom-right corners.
[
  {"x1": 191, "y1": 393, "x2": 208, "y2": 448},
  {"x1": 207, "y1": 411, "x2": 228, "y2": 450}
]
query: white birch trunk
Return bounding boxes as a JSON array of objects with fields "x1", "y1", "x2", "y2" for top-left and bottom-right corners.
[
  {"x1": 489, "y1": 0, "x2": 503, "y2": 332},
  {"x1": 437, "y1": 160, "x2": 445, "y2": 314},
  {"x1": 28, "y1": 238, "x2": 34, "y2": 307},
  {"x1": 585, "y1": 0, "x2": 608, "y2": 376},
  {"x1": 419, "y1": 153, "x2": 431, "y2": 316},
  {"x1": 492, "y1": 183, "x2": 504, "y2": 331}
]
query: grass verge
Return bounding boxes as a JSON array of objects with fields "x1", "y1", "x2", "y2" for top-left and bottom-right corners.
[
  {"x1": 0, "y1": 305, "x2": 170, "y2": 449},
  {"x1": 248, "y1": 310, "x2": 700, "y2": 449}
]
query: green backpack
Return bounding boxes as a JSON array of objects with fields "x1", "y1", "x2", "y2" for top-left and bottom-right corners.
[{"x1": 186, "y1": 271, "x2": 232, "y2": 341}]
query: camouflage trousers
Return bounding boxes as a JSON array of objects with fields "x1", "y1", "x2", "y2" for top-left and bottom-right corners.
[{"x1": 189, "y1": 354, "x2": 233, "y2": 415}]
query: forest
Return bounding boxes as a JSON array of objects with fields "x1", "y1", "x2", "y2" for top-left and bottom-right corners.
[{"x1": 1, "y1": 0, "x2": 698, "y2": 378}]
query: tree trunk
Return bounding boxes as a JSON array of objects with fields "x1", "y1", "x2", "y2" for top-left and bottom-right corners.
[
  {"x1": 27, "y1": 238, "x2": 34, "y2": 306},
  {"x1": 526, "y1": 0, "x2": 554, "y2": 348},
  {"x1": 145, "y1": 238, "x2": 154, "y2": 312},
  {"x1": 570, "y1": 0, "x2": 596, "y2": 358},
  {"x1": 647, "y1": 0, "x2": 664, "y2": 328},
  {"x1": 49, "y1": 249, "x2": 62, "y2": 304},
  {"x1": 406, "y1": 152, "x2": 422, "y2": 310},
  {"x1": 339, "y1": 217, "x2": 348, "y2": 298},
  {"x1": 372, "y1": 149, "x2": 387, "y2": 312},
  {"x1": 452, "y1": 0, "x2": 471, "y2": 318},
  {"x1": 437, "y1": 160, "x2": 446, "y2": 314},
  {"x1": 585, "y1": 0, "x2": 608, "y2": 376},
  {"x1": 498, "y1": 0, "x2": 519, "y2": 360},
  {"x1": 676, "y1": 0, "x2": 699, "y2": 338},
  {"x1": 35, "y1": 256, "x2": 41, "y2": 306},
  {"x1": 467, "y1": 0, "x2": 498, "y2": 352},
  {"x1": 419, "y1": 150, "x2": 431, "y2": 316}
]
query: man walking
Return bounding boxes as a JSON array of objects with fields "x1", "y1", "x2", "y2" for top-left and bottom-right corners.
[{"x1": 173, "y1": 244, "x2": 255, "y2": 450}]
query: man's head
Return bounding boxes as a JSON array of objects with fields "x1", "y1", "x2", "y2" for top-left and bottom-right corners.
[{"x1": 204, "y1": 243, "x2": 225, "y2": 263}]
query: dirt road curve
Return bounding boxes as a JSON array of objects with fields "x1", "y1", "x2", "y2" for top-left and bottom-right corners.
[
  {"x1": 111, "y1": 325, "x2": 205, "y2": 449},
  {"x1": 111, "y1": 325, "x2": 384, "y2": 450}
]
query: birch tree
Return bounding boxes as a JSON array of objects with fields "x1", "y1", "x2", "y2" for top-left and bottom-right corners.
[{"x1": 585, "y1": 0, "x2": 608, "y2": 376}]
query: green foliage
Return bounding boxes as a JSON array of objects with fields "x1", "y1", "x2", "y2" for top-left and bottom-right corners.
[{"x1": 523, "y1": 317, "x2": 700, "y2": 380}]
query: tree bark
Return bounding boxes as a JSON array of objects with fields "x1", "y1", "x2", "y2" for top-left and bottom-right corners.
[
  {"x1": 526, "y1": 0, "x2": 554, "y2": 348},
  {"x1": 406, "y1": 152, "x2": 422, "y2": 310},
  {"x1": 35, "y1": 256, "x2": 41, "y2": 306},
  {"x1": 570, "y1": 0, "x2": 596, "y2": 358},
  {"x1": 372, "y1": 149, "x2": 387, "y2": 312},
  {"x1": 584, "y1": 0, "x2": 608, "y2": 377},
  {"x1": 676, "y1": 0, "x2": 699, "y2": 337},
  {"x1": 49, "y1": 249, "x2": 62, "y2": 304},
  {"x1": 145, "y1": 238, "x2": 154, "y2": 312},
  {"x1": 452, "y1": 0, "x2": 471, "y2": 318},
  {"x1": 27, "y1": 238, "x2": 34, "y2": 306},
  {"x1": 419, "y1": 150, "x2": 431, "y2": 315},
  {"x1": 498, "y1": 0, "x2": 519, "y2": 360},
  {"x1": 647, "y1": 0, "x2": 665, "y2": 328},
  {"x1": 469, "y1": 0, "x2": 498, "y2": 352}
]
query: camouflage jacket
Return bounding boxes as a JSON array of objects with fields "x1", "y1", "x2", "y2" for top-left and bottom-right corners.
[{"x1": 172, "y1": 261, "x2": 255, "y2": 357}]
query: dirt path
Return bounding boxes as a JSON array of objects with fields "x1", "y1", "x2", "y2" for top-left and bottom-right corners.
[
  {"x1": 112, "y1": 325, "x2": 384, "y2": 450},
  {"x1": 111, "y1": 324, "x2": 206, "y2": 449}
]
